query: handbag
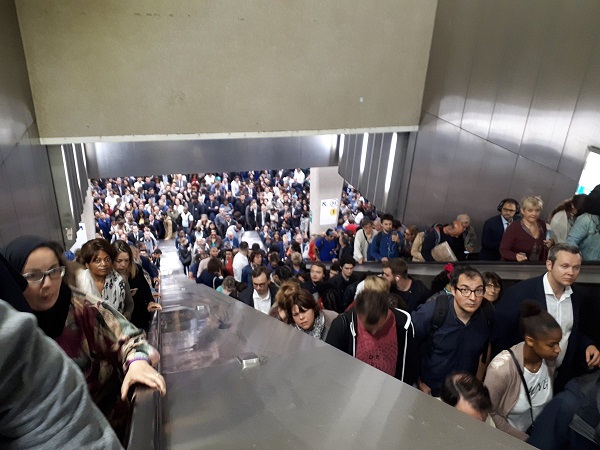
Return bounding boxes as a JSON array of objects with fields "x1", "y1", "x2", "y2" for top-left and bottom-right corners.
[{"x1": 508, "y1": 349, "x2": 536, "y2": 434}]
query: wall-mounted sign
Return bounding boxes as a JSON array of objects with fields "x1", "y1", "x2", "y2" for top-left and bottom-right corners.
[{"x1": 320, "y1": 198, "x2": 339, "y2": 226}]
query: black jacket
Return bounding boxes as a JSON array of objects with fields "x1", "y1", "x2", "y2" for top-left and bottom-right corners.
[
  {"x1": 325, "y1": 308, "x2": 418, "y2": 385},
  {"x1": 479, "y1": 215, "x2": 505, "y2": 261},
  {"x1": 390, "y1": 278, "x2": 431, "y2": 313},
  {"x1": 328, "y1": 273, "x2": 359, "y2": 313},
  {"x1": 239, "y1": 284, "x2": 279, "y2": 308},
  {"x1": 493, "y1": 274, "x2": 594, "y2": 391}
]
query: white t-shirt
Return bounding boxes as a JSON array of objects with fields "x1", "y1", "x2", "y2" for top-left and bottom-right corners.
[
  {"x1": 232, "y1": 252, "x2": 249, "y2": 282},
  {"x1": 507, "y1": 361, "x2": 553, "y2": 432}
]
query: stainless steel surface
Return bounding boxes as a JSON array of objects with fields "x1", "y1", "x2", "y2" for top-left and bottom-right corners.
[
  {"x1": 86, "y1": 135, "x2": 338, "y2": 179},
  {"x1": 519, "y1": 3, "x2": 598, "y2": 172},
  {"x1": 0, "y1": 0, "x2": 62, "y2": 247},
  {"x1": 558, "y1": 31, "x2": 600, "y2": 181},
  {"x1": 125, "y1": 241, "x2": 533, "y2": 450},
  {"x1": 403, "y1": 114, "x2": 461, "y2": 226},
  {"x1": 486, "y1": 1, "x2": 549, "y2": 154},
  {"x1": 338, "y1": 132, "x2": 409, "y2": 218},
  {"x1": 48, "y1": 143, "x2": 91, "y2": 248},
  {"x1": 460, "y1": 2, "x2": 506, "y2": 141},
  {"x1": 421, "y1": 0, "x2": 476, "y2": 126},
  {"x1": 402, "y1": 0, "x2": 600, "y2": 250}
]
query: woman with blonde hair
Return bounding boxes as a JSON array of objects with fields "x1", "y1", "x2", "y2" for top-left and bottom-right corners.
[
  {"x1": 345, "y1": 275, "x2": 405, "y2": 311},
  {"x1": 500, "y1": 196, "x2": 553, "y2": 262}
]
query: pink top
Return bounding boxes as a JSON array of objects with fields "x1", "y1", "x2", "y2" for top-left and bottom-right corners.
[{"x1": 355, "y1": 310, "x2": 398, "y2": 377}]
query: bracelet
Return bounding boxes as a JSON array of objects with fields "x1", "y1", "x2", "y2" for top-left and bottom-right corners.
[{"x1": 125, "y1": 355, "x2": 151, "y2": 372}]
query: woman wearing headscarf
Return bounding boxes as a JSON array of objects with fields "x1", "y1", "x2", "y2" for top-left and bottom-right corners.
[{"x1": 1, "y1": 235, "x2": 166, "y2": 439}]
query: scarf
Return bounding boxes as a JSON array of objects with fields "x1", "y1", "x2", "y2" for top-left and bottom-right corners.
[
  {"x1": 33, "y1": 283, "x2": 72, "y2": 339},
  {"x1": 1, "y1": 235, "x2": 71, "y2": 327},
  {"x1": 79, "y1": 269, "x2": 127, "y2": 314},
  {"x1": 296, "y1": 311, "x2": 325, "y2": 339}
]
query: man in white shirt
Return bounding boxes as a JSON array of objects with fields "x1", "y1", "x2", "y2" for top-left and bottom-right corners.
[
  {"x1": 232, "y1": 241, "x2": 250, "y2": 282},
  {"x1": 494, "y1": 243, "x2": 600, "y2": 391},
  {"x1": 239, "y1": 266, "x2": 279, "y2": 314}
]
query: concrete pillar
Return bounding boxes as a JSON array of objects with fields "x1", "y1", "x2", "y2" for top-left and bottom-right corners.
[{"x1": 309, "y1": 166, "x2": 344, "y2": 236}]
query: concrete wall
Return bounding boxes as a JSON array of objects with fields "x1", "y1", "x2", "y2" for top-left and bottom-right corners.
[{"x1": 15, "y1": 0, "x2": 437, "y2": 143}]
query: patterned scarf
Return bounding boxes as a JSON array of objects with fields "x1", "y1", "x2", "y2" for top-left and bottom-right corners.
[
  {"x1": 296, "y1": 311, "x2": 325, "y2": 339},
  {"x1": 79, "y1": 269, "x2": 127, "y2": 314}
]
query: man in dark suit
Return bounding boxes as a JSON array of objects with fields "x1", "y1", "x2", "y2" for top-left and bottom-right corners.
[
  {"x1": 238, "y1": 266, "x2": 279, "y2": 314},
  {"x1": 493, "y1": 243, "x2": 600, "y2": 391},
  {"x1": 479, "y1": 198, "x2": 519, "y2": 260}
]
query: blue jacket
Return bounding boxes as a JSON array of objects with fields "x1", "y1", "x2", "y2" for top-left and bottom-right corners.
[
  {"x1": 316, "y1": 237, "x2": 337, "y2": 262},
  {"x1": 369, "y1": 231, "x2": 402, "y2": 261},
  {"x1": 566, "y1": 213, "x2": 600, "y2": 261}
]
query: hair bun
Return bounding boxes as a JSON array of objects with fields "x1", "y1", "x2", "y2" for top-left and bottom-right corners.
[
  {"x1": 520, "y1": 300, "x2": 542, "y2": 319},
  {"x1": 277, "y1": 281, "x2": 300, "y2": 303}
]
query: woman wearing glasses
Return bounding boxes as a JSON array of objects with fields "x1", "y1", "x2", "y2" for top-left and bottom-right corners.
[
  {"x1": 1, "y1": 235, "x2": 166, "y2": 440},
  {"x1": 482, "y1": 271, "x2": 503, "y2": 304},
  {"x1": 76, "y1": 238, "x2": 133, "y2": 319}
]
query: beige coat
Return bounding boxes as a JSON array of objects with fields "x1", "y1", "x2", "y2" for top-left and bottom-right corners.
[{"x1": 484, "y1": 342, "x2": 555, "y2": 440}]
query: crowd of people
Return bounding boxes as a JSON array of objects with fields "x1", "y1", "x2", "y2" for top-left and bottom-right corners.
[{"x1": 1, "y1": 168, "x2": 599, "y2": 449}]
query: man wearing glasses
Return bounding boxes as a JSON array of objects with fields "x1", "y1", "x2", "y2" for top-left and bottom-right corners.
[
  {"x1": 239, "y1": 266, "x2": 279, "y2": 314},
  {"x1": 411, "y1": 266, "x2": 494, "y2": 397},
  {"x1": 480, "y1": 198, "x2": 519, "y2": 260}
]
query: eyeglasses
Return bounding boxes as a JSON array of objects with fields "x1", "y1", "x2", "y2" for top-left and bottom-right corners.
[
  {"x1": 486, "y1": 283, "x2": 500, "y2": 291},
  {"x1": 91, "y1": 256, "x2": 112, "y2": 265},
  {"x1": 501, "y1": 208, "x2": 517, "y2": 213},
  {"x1": 253, "y1": 282, "x2": 268, "y2": 288},
  {"x1": 23, "y1": 266, "x2": 66, "y2": 284},
  {"x1": 456, "y1": 287, "x2": 485, "y2": 297}
]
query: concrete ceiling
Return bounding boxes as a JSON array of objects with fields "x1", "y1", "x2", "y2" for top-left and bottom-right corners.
[{"x1": 15, "y1": 1, "x2": 437, "y2": 144}]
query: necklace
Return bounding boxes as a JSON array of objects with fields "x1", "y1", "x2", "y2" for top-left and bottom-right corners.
[{"x1": 525, "y1": 358, "x2": 543, "y2": 373}]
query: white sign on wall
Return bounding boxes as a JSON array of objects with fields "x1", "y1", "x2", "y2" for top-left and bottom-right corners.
[{"x1": 319, "y1": 198, "x2": 339, "y2": 226}]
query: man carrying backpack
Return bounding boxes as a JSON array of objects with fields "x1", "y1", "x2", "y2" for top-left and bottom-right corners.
[
  {"x1": 421, "y1": 220, "x2": 466, "y2": 262},
  {"x1": 369, "y1": 213, "x2": 403, "y2": 262},
  {"x1": 411, "y1": 265, "x2": 494, "y2": 397}
]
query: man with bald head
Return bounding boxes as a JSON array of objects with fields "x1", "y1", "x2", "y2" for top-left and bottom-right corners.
[
  {"x1": 457, "y1": 214, "x2": 477, "y2": 253},
  {"x1": 421, "y1": 220, "x2": 466, "y2": 261}
]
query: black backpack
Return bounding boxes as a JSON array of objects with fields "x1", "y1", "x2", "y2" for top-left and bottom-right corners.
[
  {"x1": 425, "y1": 223, "x2": 444, "y2": 247},
  {"x1": 424, "y1": 291, "x2": 494, "y2": 363}
]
